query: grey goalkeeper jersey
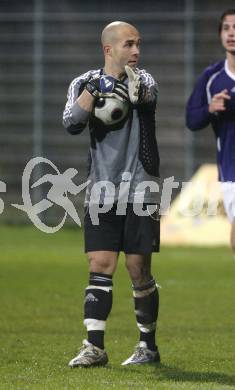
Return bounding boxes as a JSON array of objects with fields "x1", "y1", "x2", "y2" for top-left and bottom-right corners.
[{"x1": 63, "y1": 68, "x2": 160, "y2": 204}]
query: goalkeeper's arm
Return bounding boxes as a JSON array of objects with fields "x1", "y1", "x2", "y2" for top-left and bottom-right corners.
[{"x1": 62, "y1": 78, "x2": 95, "y2": 135}]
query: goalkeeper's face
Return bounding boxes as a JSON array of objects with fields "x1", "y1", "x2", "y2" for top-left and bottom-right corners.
[{"x1": 110, "y1": 27, "x2": 140, "y2": 72}]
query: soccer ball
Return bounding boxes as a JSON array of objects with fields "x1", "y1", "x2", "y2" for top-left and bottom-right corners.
[{"x1": 93, "y1": 96, "x2": 129, "y2": 126}]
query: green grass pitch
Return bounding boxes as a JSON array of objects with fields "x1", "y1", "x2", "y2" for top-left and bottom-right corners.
[{"x1": 0, "y1": 224, "x2": 235, "y2": 390}]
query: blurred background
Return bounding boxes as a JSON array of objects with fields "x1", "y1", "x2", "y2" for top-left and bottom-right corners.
[{"x1": 1, "y1": 0, "x2": 235, "y2": 225}]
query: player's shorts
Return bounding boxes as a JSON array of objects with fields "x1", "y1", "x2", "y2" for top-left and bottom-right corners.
[
  {"x1": 84, "y1": 203, "x2": 160, "y2": 254},
  {"x1": 221, "y1": 182, "x2": 235, "y2": 223}
]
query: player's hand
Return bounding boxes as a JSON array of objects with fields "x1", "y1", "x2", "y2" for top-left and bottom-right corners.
[
  {"x1": 209, "y1": 89, "x2": 231, "y2": 113},
  {"x1": 125, "y1": 65, "x2": 141, "y2": 104},
  {"x1": 85, "y1": 76, "x2": 129, "y2": 102}
]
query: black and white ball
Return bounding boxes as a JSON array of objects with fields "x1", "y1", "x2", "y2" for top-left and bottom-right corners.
[{"x1": 93, "y1": 97, "x2": 129, "y2": 126}]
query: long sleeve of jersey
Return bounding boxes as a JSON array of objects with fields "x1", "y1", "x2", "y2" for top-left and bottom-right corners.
[
  {"x1": 62, "y1": 71, "x2": 92, "y2": 135},
  {"x1": 138, "y1": 69, "x2": 158, "y2": 105},
  {"x1": 186, "y1": 71, "x2": 214, "y2": 131}
]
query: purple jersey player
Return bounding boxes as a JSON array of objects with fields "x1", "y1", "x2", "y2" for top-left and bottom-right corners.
[{"x1": 186, "y1": 9, "x2": 235, "y2": 252}]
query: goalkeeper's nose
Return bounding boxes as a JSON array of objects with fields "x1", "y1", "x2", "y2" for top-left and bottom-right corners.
[{"x1": 133, "y1": 44, "x2": 140, "y2": 56}]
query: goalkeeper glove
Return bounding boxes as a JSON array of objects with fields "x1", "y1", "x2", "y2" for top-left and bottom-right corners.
[
  {"x1": 124, "y1": 65, "x2": 141, "y2": 104},
  {"x1": 85, "y1": 75, "x2": 129, "y2": 102}
]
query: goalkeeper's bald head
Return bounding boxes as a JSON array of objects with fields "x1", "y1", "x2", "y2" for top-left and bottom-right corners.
[{"x1": 101, "y1": 21, "x2": 139, "y2": 46}]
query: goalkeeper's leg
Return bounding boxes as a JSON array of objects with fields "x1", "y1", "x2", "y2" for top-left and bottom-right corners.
[
  {"x1": 68, "y1": 251, "x2": 118, "y2": 368},
  {"x1": 84, "y1": 251, "x2": 118, "y2": 349},
  {"x1": 126, "y1": 254, "x2": 159, "y2": 351}
]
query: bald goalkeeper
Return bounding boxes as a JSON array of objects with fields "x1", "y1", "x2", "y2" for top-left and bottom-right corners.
[{"x1": 63, "y1": 21, "x2": 161, "y2": 368}]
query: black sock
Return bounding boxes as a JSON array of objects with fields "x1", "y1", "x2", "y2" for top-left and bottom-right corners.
[
  {"x1": 88, "y1": 330, "x2": 104, "y2": 350},
  {"x1": 84, "y1": 272, "x2": 113, "y2": 350},
  {"x1": 140, "y1": 330, "x2": 157, "y2": 351},
  {"x1": 133, "y1": 279, "x2": 159, "y2": 351}
]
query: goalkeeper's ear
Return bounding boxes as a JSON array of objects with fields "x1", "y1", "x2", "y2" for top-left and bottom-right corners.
[{"x1": 103, "y1": 44, "x2": 112, "y2": 56}]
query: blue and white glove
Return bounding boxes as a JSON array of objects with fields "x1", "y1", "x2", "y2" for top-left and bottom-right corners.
[{"x1": 85, "y1": 75, "x2": 129, "y2": 102}]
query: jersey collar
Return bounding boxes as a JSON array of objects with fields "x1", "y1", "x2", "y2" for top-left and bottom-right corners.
[{"x1": 225, "y1": 59, "x2": 235, "y2": 81}]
